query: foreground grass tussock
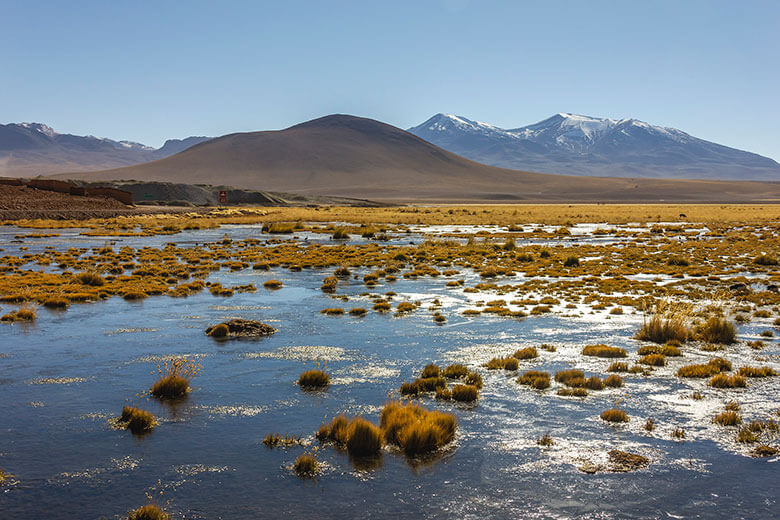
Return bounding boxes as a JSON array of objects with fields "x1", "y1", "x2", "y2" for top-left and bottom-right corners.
[
  {"x1": 380, "y1": 401, "x2": 457, "y2": 456},
  {"x1": 581, "y1": 344, "x2": 627, "y2": 358},
  {"x1": 128, "y1": 504, "x2": 169, "y2": 520},
  {"x1": 118, "y1": 406, "x2": 157, "y2": 435},
  {"x1": 293, "y1": 453, "x2": 319, "y2": 478},
  {"x1": 677, "y1": 358, "x2": 731, "y2": 378},
  {"x1": 299, "y1": 369, "x2": 330, "y2": 389},
  {"x1": 150, "y1": 357, "x2": 200, "y2": 399},
  {"x1": 601, "y1": 408, "x2": 630, "y2": 423}
]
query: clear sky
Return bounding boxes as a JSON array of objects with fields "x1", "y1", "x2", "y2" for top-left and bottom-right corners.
[{"x1": 2, "y1": 1, "x2": 778, "y2": 160}]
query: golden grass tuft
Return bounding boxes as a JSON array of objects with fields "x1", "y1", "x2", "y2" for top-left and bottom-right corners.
[
  {"x1": 708, "y1": 374, "x2": 747, "y2": 388},
  {"x1": 713, "y1": 411, "x2": 742, "y2": 426},
  {"x1": 320, "y1": 308, "x2": 345, "y2": 315},
  {"x1": 345, "y1": 417, "x2": 384, "y2": 457},
  {"x1": 150, "y1": 357, "x2": 200, "y2": 399},
  {"x1": 420, "y1": 363, "x2": 440, "y2": 378},
  {"x1": 298, "y1": 369, "x2": 330, "y2": 389},
  {"x1": 605, "y1": 374, "x2": 624, "y2": 387},
  {"x1": 677, "y1": 358, "x2": 731, "y2": 378},
  {"x1": 263, "y1": 279, "x2": 283, "y2": 289},
  {"x1": 581, "y1": 344, "x2": 627, "y2": 358},
  {"x1": 206, "y1": 323, "x2": 229, "y2": 338},
  {"x1": 451, "y1": 384, "x2": 479, "y2": 402},
  {"x1": 349, "y1": 307, "x2": 368, "y2": 316},
  {"x1": 293, "y1": 453, "x2": 319, "y2": 478},
  {"x1": 517, "y1": 370, "x2": 551, "y2": 389},
  {"x1": 555, "y1": 369, "x2": 585, "y2": 386},
  {"x1": 128, "y1": 504, "x2": 169, "y2": 520},
  {"x1": 119, "y1": 406, "x2": 157, "y2": 435},
  {"x1": 697, "y1": 317, "x2": 737, "y2": 344},
  {"x1": 485, "y1": 357, "x2": 518, "y2": 370},
  {"x1": 380, "y1": 401, "x2": 457, "y2": 456},
  {"x1": 738, "y1": 366, "x2": 777, "y2": 377},
  {"x1": 442, "y1": 364, "x2": 469, "y2": 379},
  {"x1": 43, "y1": 297, "x2": 69, "y2": 309},
  {"x1": 639, "y1": 353, "x2": 666, "y2": 367},
  {"x1": 635, "y1": 315, "x2": 691, "y2": 344},
  {"x1": 513, "y1": 347, "x2": 539, "y2": 360},
  {"x1": 150, "y1": 375, "x2": 189, "y2": 399},
  {"x1": 262, "y1": 433, "x2": 302, "y2": 448},
  {"x1": 600, "y1": 408, "x2": 629, "y2": 423},
  {"x1": 1, "y1": 307, "x2": 37, "y2": 322}
]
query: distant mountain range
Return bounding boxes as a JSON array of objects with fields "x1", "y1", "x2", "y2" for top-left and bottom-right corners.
[
  {"x1": 408, "y1": 113, "x2": 780, "y2": 181},
  {"x1": 52, "y1": 114, "x2": 780, "y2": 203},
  {"x1": 0, "y1": 122, "x2": 210, "y2": 177}
]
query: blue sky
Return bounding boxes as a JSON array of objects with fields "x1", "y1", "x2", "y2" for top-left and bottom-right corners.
[{"x1": 2, "y1": 1, "x2": 778, "y2": 160}]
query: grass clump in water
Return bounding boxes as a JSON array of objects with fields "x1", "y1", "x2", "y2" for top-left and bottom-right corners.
[
  {"x1": 607, "y1": 362, "x2": 629, "y2": 373},
  {"x1": 517, "y1": 370, "x2": 551, "y2": 389},
  {"x1": 320, "y1": 308, "x2": 345, "y2": 315},
  {"x1": 557, "y1": 388, "x2": 588, "y2": 397},
  {"x1": 708, "y1": 374, "x2": 747, "y2": 388},
  {"x1": 346, "y1": 417, "x2": 384, "y2": 457},
  {"x1": 263, "y1": 433, "x2": 303, "y2": 448},
  {"x1": 299, "y1": 369, "x2": 330, "y2": 389},
  {"x1": 581, "y1": 344, "x2": 627, "y2": 358},
  {"x1": 605, "y1": 374, "x2": 624, "y2": 387},
  {"x1": 600, "y1": 409, "x2": 629, "y2": 423},
  {"x1": 485, "y1": 357, "x2": 519, "y2": 371},
  {"x1": 537, "y1": 433, "x2": 554, "y2": 446},
  {"x1": 263, "y1": 280, "x2": 283, "y2": 289},
  {"x1": 451, "y1": 384, "x2": 479, "y2": 402},
  {"x1": 677, "y1": 358, "x2": 731, "y2": 378},
  {"x1": 128, "y1": 504, "x2": 169, "y2": 520},
  {"x1": 118, "y1": 406, "x2": 157, "y2": 435},
  {"x1": 75, "y1": 272, "x2": 105, "y2": 286},
  {"x1": 349, "y1": 307, "x2": 368, "y2": 316},
  {"x1": 206, "y1": 323, "x2": 229, "y2": 338},
  {"x1": 555, "y1": 369, "x2": 585, "y2": 386},
  {"x1": 43, "y1": 297, "x2": 69, "y2": 309},
  {"x1": 442, "y1": 364, "x2": 469, "y2": 379},
  {"x1": 639, "y1": 353, "x2": 666, "y2": 367},
  {"x1": 380, "y1": 401, "x2": 457, "y2": 456},
  {"x1": 150, "y1": 357, "x2": 200, "y2": 399},
  {"x1": 293, "y1": 453, "x2": 319, "y2": 478},
  {"x1": 0, "y1": 307, "x2": 37, "y2": 322},
  {"x1": 513, "y1": 347, "x2": 539, "y2": 360},
  {"x1": 420, "y1": 363, "x2": 440, "y2": 378}
]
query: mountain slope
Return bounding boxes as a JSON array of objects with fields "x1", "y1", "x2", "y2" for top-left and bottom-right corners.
[
  {"x1": 54, "y1": 114, "x2": 780, "y2": 203},
  {"x1": 0, "y1": 122, "x2": 210, "y2": 177},
  {"x1": 408, "y1": 113, "x2": 780, "y2": 181}
]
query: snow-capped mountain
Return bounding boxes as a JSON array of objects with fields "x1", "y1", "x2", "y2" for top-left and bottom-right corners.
[
  {"x1": 408, "y1": 113, "x2": 780, "y2": 180},
  {"x1": 0, "y1": 122, "x2": 211, "y2": 177}
]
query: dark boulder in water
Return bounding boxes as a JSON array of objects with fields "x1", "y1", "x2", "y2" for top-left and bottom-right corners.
[{"x1": 205, "y1": 319, "x2": 276, "y2": 338}]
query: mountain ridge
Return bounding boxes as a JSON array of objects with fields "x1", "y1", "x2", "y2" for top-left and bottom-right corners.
[
  {"x1": 50, "y1": 114, "x2": 780, "y2": 203},
  {"x1": 0, "y1": 122, "x2": 211, "y2": 177},
  {"x1": 408, "y1": 113, "x2": 780, "y2": 180}
]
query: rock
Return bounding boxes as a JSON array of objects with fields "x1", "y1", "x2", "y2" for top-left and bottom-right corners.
[
  {"x1": 607, "y1": 450, "x2": 649, "y2": 472},
  {"x1": 205, "y1": 319, "x2": 276, "y2": 338},
  {"x1": 577, "y1": 462, "x2": 601, "y2": 474}
]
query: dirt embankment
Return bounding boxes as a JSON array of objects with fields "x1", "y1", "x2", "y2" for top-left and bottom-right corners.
[{"x1": 0, "y1": 184, "x2": 149, "y2": 220}]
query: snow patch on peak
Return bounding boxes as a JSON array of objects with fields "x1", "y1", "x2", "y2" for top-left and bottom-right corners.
[{"x1": 20, "y1": 122, "x2": 58, "y2": 137}]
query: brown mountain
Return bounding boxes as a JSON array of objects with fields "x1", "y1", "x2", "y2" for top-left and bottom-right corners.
[{"x1": 55, "y1": 115, "x2": 780, "y2": 202}]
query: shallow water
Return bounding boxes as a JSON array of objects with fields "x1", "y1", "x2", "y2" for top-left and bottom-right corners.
[{"x1": 0, "y1": 225, "x2": 778, "y2": 519}]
